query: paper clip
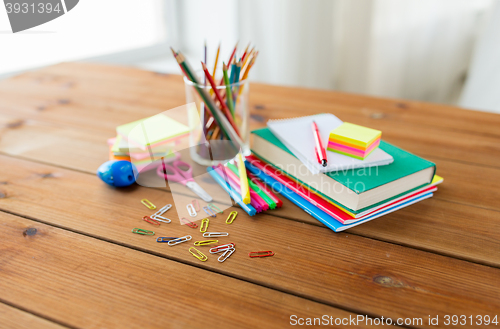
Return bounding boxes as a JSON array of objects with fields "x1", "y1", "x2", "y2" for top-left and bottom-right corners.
[
  {"x1": 194, "y1": 240, "x2": 219, "y2": 246},
  {"x1": 189, "y1": 247, "x2": 208, "y2": 262},
  {"x1": 203, "y1": 206, "x2": 216, "y2": 218},
  {"x1": 168, "y1": 235, "x2": 192, "y2": 246},
  {"x1": 180, "y1": 217, "x2": 198, "y2": 228},
  {"x1": 143, "y1": 216, "x2": 160, "y2": 226},
  {"x1": 187, "y1": 204, "x2": 197, "y2": 217},
  {"x1": 141, "y1": 199, "x2": 156, "y2": 210},
  {"x1": 156, "y1": 237, "x2": 178, "y2": 243},
  {"x1": 226, "y1": 211, "x2": 238, "y2": 224},
  {"x1": 249, "y1": 251, "x2": 275, "y2": 258},
  {"x1": 200, "y1": 218, "x2": 209, "y2": 233},
  {"x1": 203, "y1": 232, "x2": 228, "y2": 238},
  {"x1": 192, "y1": 199, "x2": 200, "y2": 212},
  {"x1": 151, "y1": 204, "x2": 172, "y2": 223},
  {"x1": 132, "y1": 228, "x2": 154, "y2": 235},
  {"x1": 208, "y1": 203, "x2": 223, "y2": 214},
  {"x1": 218, "y1": 247, "x2": 235, "y2": 263},
  {"x1": 209, "y1": 243, "x2": 235, "y2": 254}
]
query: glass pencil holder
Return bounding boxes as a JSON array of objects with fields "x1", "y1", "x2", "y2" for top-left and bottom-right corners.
[{"x1": 184, "y1": 73, "x2": 250, "y2": 166}]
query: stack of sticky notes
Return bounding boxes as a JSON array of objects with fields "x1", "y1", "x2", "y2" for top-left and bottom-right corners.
[
  {"x1": 327, "y1": 122, "x2": 381, "y2": 160},
  {"x1": 107, "y1": 113, "x2": 190, "y2": 171}
]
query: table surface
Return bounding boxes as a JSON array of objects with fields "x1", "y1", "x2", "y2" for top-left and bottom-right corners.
[{"x1": 0, "y1": 63, "x2": 499, "y2": 329}]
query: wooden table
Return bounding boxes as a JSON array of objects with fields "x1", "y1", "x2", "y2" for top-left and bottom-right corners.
[{"x1": 0, "y1": 63, "x2": 499, "y2": 329}]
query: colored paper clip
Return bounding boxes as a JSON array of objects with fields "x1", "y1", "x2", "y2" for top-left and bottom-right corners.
[
  {"x1": 203, "y1": 232, "x2": 228, "y2": 238},
  {"x1": 207, "y1": 203, "x2": 223, "y2": 214},
  {"x1": 180, "y1": 217, "x2": 198, "y2": 228},
  {"x1": 141, "y1": 199, "x2": 156, "y2": 210},
  {"x1": 168, "y1": 235, "x2": 192, "y2": 246},
  {"x1": 189, "y1": 247, "x2": 208, "y2": 262},
  {"x1": 209, "y1": 243, "x2": 235, "y2": 254},
  {"x1": 151, "y1": 204, "x2": 173, "y2": 223},
  {"x1": 143, "y1": 216, "x2": 160, "y2": 226},
  {"x1": 187, "y1": 204, "x2": 197, "y2": 217},
  {"x1": 194, "y1": 240, "x2": 219, "y2": 246},
  {"x1": 218, "y1": 247, "x2": 235, "y2": 263},
  {"x1": 200, "y1": 218, "x2": 209, "y2": 233},
  {"x1": 132, "y1": 228, "x2": 154, "y2": 235},
  {"x1": 249, "y1": 251, "x2": 275, "y2": 258},
  {"x1": 203, "y1": 206, "x2": 216, "y2": 218},
  {"x1": 192, "y1": 199, "x2": 200, "y2": 212},
  {"x1": 226, "y1": 211, "x2": 238, "y2": 224},
  {"x1": 156, "y1": 237, "x2": 178, "y2": 243}
]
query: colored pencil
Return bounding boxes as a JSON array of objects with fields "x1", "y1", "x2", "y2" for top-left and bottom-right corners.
[
  {"x1": 201, "y1": 62, "x2": 240, "y2": 136},
  {"x1": 222, "y1": 62, "x2": 235, "y2": 118},
  {"x1": 219, "y1": 42, "x2": 238, "y2": 86},
  {"x1": 212, "y1": 43, "x2": 221, "y2": 79}
]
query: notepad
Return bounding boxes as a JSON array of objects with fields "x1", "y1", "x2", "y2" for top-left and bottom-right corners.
[
  {"x1": 116, "y1": 114, "x2": 190, "y2": 150},
  {"x1": 267, "y1": 113, "x2": 393, "y2": 174}
]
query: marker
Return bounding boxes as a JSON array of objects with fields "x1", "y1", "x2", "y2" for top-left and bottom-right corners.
[{"x1": 312, "y1": 121, "x2": 327, "y2": 167}]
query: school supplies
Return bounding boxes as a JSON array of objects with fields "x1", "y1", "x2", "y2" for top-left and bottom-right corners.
[
  {"x1": 328, "y1": 122, "x2": 381, "y2": 160},
  {"x1": 249, "y1": 251, "x2": 275, "y2": 258},
  {"x1": 207, "y1": 203, "x2": 223, "y2": 214},
  {"x1": 168, "y1": 235, "x2": 192, "y2": 246},
  {"x1": 207, "y1": 167, "x2": 257, "y2": 216},
  {"x1": 157, "y1": 160, "x2": 213, "y2": 202},
  {"x1": 157, "y1": 237, "x2": 178, "y2": 242},
  {"x1": 116, "y1": 113, "x2": 189, "y2": 150},
  {"x1": 312, "y1": 121, "x2": 327, "y2": 167},
  {"x1": 200, "y1": 218, "x2": 210, "y2": 232},
  {"x1": 226, "y1": 211, "x2": 237, "y2": 224},
  {"x1": 203, "y1": 232, "x2": 229, "y2": 238},
  {"x1": 226, "y1": 163, "x2": 276, "y2": 209},
  {"x1": 203, "y1": 206, "x2": 216, "y2": 217},
  {"x1": 180, "y1": 217, "x2": 198, "y2": 228},
  {"x1": 210, "y1": 243, "x2": 235, "y2": 254},
  {"x1": 266, "y1": 114, "x2": 393, "y2": 174},
  {"x1": 143, "y1": 216, "x2": 160, "y2": 226},
  {"x1": 150, "y1": 204, "x2": 173, "y2": 223},
  {"x1": 189, "y1": 247, "x2": 208, "y2": 261},
  {"x1": 237, "y1": 153, "x2": 251, "y2": 204},
  {"x1": 192, "y1": 200, "x2": 200, "y2": 212},
  {"x1": 194, "y1": 240, "x2": 219, "y2": 246},
  {"x1": 251, "y1": 127, "x2": 435, "y2": 212},
  {"x1": 132, "y1": 228, "x2": 154, "y2": 235},
  {"x1": 218, "y1": 247, "x2": 235, "y2": 263},
  {"x1": 141, "y1": 199, "x2": 156, "y2": 210}
]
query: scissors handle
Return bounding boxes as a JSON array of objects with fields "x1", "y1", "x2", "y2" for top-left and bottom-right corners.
[
  {"x1": 157, "y1": 163, "x2": 186, "y2": 184},
  {"x1": 172, "y1": 160, "x2": 194, "y2": 181}
]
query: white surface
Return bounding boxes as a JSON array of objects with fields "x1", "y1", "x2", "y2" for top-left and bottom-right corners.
[
  {"x1": 267, "y1": 113, "x2": 393, "y2": 175},
  {"x1": 460, "y1": 1, "x2": 500, "y2": 113}
]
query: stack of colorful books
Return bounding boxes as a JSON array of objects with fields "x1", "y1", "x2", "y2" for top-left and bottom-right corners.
[{"x1": 246, "y1": 116, "x2": 442, "y2": 232}]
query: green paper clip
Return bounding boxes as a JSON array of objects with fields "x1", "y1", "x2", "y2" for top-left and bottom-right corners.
[
  {"x1": 208, "y1": 203, "x2": 223, "y2": 214},
  {"x1": 132, "y1": 228, "x2": 155, "y2": 235}
]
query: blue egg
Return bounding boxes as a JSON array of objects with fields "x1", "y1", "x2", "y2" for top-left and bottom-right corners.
[{"x1": 97, "y1": 160, "x2": 137, "y2": 187}]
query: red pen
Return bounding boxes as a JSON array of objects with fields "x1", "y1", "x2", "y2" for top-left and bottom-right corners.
[{"x1": 312, "y1": 121, "x2": 328, "y2": 167}]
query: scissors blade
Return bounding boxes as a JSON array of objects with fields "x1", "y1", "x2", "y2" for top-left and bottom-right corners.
[{"x1": 186, "y1": 181, "x2": 213, "y2": 202}]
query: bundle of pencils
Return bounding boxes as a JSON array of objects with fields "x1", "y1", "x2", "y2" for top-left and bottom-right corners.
[{"x1": 171, "y1": 43, "x2": 258, "y2": 146}]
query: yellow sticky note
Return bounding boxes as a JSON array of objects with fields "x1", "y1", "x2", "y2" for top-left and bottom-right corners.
[{"x1": 329, "y1": 122, "x2": 381, "y2": 148}]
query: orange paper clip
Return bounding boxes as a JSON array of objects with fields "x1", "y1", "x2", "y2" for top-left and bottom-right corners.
[
  {"x1": 249, "y1": 251, "x2": 275, "y2": 258},
  {"x1": 143, "y1": 216, "x2": 160, "y2": 226}
]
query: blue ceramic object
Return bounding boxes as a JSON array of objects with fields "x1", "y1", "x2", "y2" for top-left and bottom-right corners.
[{"x1": 97, "y1": 160, "x2": 137, "y2": 187}]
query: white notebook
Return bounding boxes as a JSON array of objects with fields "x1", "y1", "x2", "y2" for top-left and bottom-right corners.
[{"x1": 267, "y1": 113, "x2": 394, "y2": 174}]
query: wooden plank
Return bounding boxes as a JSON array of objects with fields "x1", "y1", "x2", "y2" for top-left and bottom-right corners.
[
  {"x1": 1, "y1": 63, "x2": 500, "y2": 168},
  {"x1": 0, "y1": 213, "x2": 368, "y2": 329},
  {"x1": 0, "y1": 303, "x2": 67, "y2": 329},
  {"x1": 1, "y1": 155, "x2": 500, "y2": 327}
]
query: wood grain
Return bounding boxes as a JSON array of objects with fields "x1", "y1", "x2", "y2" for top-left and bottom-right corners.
[
  {"x1": 0, "y1": 212, "x2": 372, "y2": 329},
  {"x1": 1, "y1": 155, "x2": 499, "y2": 328},
  {"x1": 0, "y1": 303, "x2": 67, "y2": 329},
  {"x1": 1, "y1": 63, "x2": 500, "y2": 168}
]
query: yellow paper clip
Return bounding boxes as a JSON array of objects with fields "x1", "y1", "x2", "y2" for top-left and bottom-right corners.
[
  {"x1": 208, "y1": 203, "x2": 223, "y2": 214},
  {"x1": 189, "y1": 247, "x2": 208, "y2": 262},
  {"x1": 226, "y1": 211, "x2": 238, "y2": 224},
  {"x1": 194, "y1": 240, "x2": 219, "y2": 246},
  {"x1": 141, "y1": 199, "x2": 156, "y2": 210},
  {"x1": 200, "y1": 218, "x2": 209, "y2": 233}
]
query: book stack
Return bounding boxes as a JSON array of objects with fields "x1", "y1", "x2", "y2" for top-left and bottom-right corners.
[
  {"x1": 246, "y1": 114, "x2": 442, "y2": 232},
  {"x1": 108, "y1": 113, "x2": 190, "y2": 171}
]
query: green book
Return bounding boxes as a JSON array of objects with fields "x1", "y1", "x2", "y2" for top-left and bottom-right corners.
[{"x1": 251, "y1": 127, "x2": 436, "y2": 212}]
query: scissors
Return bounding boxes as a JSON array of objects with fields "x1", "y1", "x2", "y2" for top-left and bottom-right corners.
[{"x1": 157, "y1": 160, "x2": 213, "y2": 202}]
